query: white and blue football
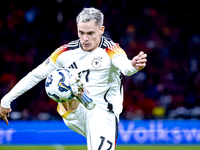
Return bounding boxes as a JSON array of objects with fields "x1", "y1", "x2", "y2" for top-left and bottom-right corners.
[{"x1": 45, "y1": 68, "x2": 74, "y2": 102}]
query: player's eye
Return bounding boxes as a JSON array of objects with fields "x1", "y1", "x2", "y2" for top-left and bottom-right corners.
[
  {"x1": 87, "y1": 32, "x2": 94, "y2": 35},
  {"x1": 79, "y1": 31, "x2": 84, "y2": 35}
]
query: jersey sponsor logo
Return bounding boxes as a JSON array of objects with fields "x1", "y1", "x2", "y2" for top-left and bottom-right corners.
[
  {"x1": 106, "y1": 44, "x2": 126, "y2": 59},
  {"x1": 68, "y1": 62, "x2": 78, "y2": 69},
  {"x1": 92, "y1": 57, "x2": 102, "y2": 69}
]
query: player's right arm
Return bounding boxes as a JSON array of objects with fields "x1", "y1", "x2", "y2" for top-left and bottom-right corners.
[
  {"x1": 1, "y1": 59, "x2": 57, "y2": 108},
  {"x1": 0, "y1": 60, "x2": 55, "y2": 124},
  {"x1": 0, "y1": 44, "x2": 68, "y2": 124}
]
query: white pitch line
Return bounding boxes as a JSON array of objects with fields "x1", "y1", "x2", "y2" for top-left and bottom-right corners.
[{"x1": 53, "y1": 144, "x2": 65, "y2": 150}]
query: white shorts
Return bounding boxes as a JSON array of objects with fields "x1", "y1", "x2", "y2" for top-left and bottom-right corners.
[{"x1": 57, "y1": 103, "x2": 118, "y2": 150}]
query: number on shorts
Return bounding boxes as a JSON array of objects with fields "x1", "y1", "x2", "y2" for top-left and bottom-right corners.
[{"x1": 98, "y1": 136, "x2": 113, "y2": 150}]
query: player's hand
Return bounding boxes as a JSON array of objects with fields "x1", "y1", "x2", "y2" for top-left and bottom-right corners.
[
  {"x1": 131, "y1": 51, "x2": 147, "y2": 71},
  {"x1": 0, "y1": 105, "x2": 12, "y2": 125}
]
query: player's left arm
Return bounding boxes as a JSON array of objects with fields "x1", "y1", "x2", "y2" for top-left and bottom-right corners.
[{"x1": 106, "y1": 44, "x2": 147, "y2": 75}]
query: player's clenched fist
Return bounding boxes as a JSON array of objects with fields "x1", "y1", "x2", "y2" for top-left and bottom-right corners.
[
  {"x1": 0, "y1": 105, "x2": 12, "y2": 125},
  {"x1": 131, "y1": 51, "x2": 147, "y2": 71}
]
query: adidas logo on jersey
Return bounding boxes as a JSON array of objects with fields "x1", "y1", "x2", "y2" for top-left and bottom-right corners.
[{"x1": 68, "y1": 62, "x2": 78, "y2": 69}]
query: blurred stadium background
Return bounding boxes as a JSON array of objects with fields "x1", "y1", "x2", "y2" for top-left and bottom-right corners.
[{"x1": 0, "y1": 0, "x2": 200, "y2": 148}]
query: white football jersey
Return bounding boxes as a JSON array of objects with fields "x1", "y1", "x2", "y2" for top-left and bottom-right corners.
[{"x1": 1, "y1": 36, "x2": 137, "y2": 116}]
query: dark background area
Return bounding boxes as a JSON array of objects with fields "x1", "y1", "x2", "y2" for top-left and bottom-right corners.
[{"x1": 0, "y1": 0, "x2": 200, "y2": 121}]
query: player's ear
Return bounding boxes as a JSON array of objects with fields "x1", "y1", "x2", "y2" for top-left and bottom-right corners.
[{"x1": 100, "y1": 26, "x2": 105, "y2": 35}]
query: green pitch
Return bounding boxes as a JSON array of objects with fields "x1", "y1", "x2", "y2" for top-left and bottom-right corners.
[{"x1": 0, "y1": 145, "x2": 200, "y2": 150}]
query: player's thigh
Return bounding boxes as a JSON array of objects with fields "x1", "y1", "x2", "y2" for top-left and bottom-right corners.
[
  {"x1": 87, "y1": 108, "x2": 118, "y2": 150},
  {"x1": 63, "y1": 104, "x2": 87, "y2": 137}
]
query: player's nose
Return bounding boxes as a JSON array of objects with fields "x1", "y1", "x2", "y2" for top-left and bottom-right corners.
[{"x1": 83, "y1": 34, "x2": 89, "y2": 41}]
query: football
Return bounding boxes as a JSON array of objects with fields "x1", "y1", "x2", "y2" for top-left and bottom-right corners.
[{"x1": 45, "y1": 68, "x2": 74, "y2": 102}]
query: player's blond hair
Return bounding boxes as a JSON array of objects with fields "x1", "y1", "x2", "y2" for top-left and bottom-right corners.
[{"x1": 76, "y1": 7, "x2": 104, "y2": 27}]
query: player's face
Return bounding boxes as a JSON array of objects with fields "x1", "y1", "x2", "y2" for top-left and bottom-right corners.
[{"x1": 77, "y1": 20, "x2": 104, "y2": 52}]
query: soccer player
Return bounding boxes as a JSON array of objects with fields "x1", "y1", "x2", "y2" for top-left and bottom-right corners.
[{"x1": 0, "y1": 7, "x2": 147, "y2": 149}]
